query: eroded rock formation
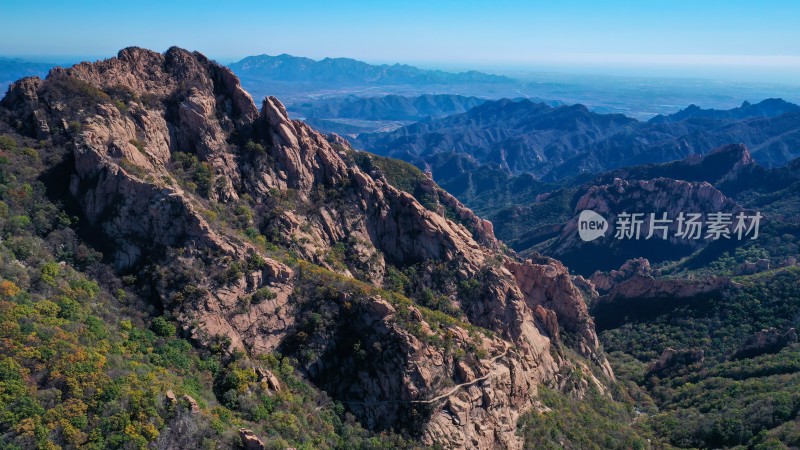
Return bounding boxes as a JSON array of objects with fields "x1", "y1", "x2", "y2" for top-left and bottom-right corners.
[
  {"x1": 734, "y1": 328, "x2": 798, "y2": 359},
  {"x1": 1, "y1": 47, "x2": 614, "y2": 449}
]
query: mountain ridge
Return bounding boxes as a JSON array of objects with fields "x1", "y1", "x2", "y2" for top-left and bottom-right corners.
[
  {"x1": 229, "y1": 53, "x2": 514, "y2": 85},
  {"x1": 289, "y1": 93, "x2": 488, "y2": 121},
  {"x1": 649, "y1": 98, "x2": 800, "y2": 123},
  {"x1": 477, "y1": 143, "x2": 800, "y2": 272},
  {"x1": 355, "y1": 97, "x2": 800, "y2": 183},
  {"x1": 0, "y1": 46, "x2": 614, "y2": 449}
]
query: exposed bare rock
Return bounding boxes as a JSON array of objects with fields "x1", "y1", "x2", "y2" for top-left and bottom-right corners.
[
  {"x1": 716, "y1": 143, "x2": 755, "y2": 181},
  {"x1": 1, "y1": 77, "x2": 47, "y2": 138},
  {"x1": 326, "y1": 132, "x2": 350, "y2": 148},
  {"x1": 573, "y1": 178, "x2": 740, "y2": 237},
  {"x1": 506, "y1": 257, "x2": 613, "y2": 379},
  {"x1": 592, "y1": 274, "x2": 738, "y2": 333},
  {"x1": 256, "y1": 367, "x2": 282, "y2": 392},
  {"x1": 367, "y1": 297, "x2": 396, "y2": 318},
  {"x1": 734, "y1": 328, "x2": 797, "y2": 359},
  {"x1": 182, "y1": 394, "x2": 200, "y2": 414},
  {"x1": 550, "y1": 177, "x2": 744, "y2": 273},
  {"x1": 738, "y1": 258, "x2": 771, "y2": 275},
  {"x1": 601, "y1": 275, "x2": 734, "y2": 302},
  {"x1": 165, "y1": 390, "x2": 177, "y2": 406},
  {"x1": 420, "y1": 346, "x2": 555, "y2": 449},
  {"x1": 0, "y1": 46, "x2": 615, "y2": 450},
  {"x1": 533, "y1": 305, "x2": 560, "y2": 341},
  {"x1": 415, "y1": 172, "x2": 499, "y2": 249},
  {"x1": 455, "y1": 360, "x2": 476, "y2": 383},
  {"x1": 590, "y1": 258, "x2": 654, "y2": 293},
  {"x1": 571, "y1": 274, "x2": 598, "y2": 299},
  {"x1": 238, "y1": 428, "x2": 265, "y2": 450},
  {"x1": 739, "y1": 261, "x2": 759, "y2": 275},
  {"x1": 648, "y1": 348, "x2": 705, "y2": 377}
]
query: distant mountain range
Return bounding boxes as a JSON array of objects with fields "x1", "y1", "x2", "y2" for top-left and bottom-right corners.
[
  {"x1": 288, "y1": 93, "x2": 488, "y2": 121},
  {"x1": 3, "y1": 46, "x2": 800, "y2": 450},
  {"x1": 0, "y1": 57, "x2": 55, "y2": 95},
  {"x1": 650, "y1": 98, "x2": 800, "y2": 123},
  {"x1": 473, "y1": 144, "x2": 800, "y2": 273},
  {"x1": 287, "y1": 93, "x2": 567, "y2": 136},
  {"x1": 229, "y1": 54, "x2": 514, "y2": 85},
  {"x1": 355, "y1": 98, "x2": 800, "y2": 181},
  {"x1": 287, "y1": 93, "x2": 491, "y2": 136}
]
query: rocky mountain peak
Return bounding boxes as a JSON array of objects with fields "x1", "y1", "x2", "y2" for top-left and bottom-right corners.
[
  {"x1": 47, "y1": 46, "x2": 253, "y2": 118},
  {"x1": 0, "y1": 47, "x2": 613, "y2": 449},
  {"x1": 550, "y1": 177, "x2": 743, "y2": 273}
]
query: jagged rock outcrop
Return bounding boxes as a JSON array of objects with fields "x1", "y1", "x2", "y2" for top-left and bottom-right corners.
[
  {"x1": 600, "y1": 275, "x2": 734, "y2": 302},
  {"x1": 563, "y1": 178, "x2": 741, "y2": 250},
  {"x1": 0, "y1": 47, "x2": 613, "y2": 450},
  {"x1": 590, "y1": 270, "x2": 737, "y2": 332},
  {"x1": 733, "y1": 328, "x2": 798, "y2": 359},
  {"x1": 416, "y1": 171, "x2": 499, "y2": 249},
  {"x1": 1, "y1": 76, "x2": 50, "y2": 138},
  {"x1": 590, "y1": 258, "x2": 654, "y2": 293},
  {"x1": 737, "y1": 258, "x2": 772, "y2": 275},
  {"x1": 507, "y1": 257, "x2": 614, "y2": 379},
  {"x1": 238, "y1": 429, "x2": 266, "y2": 450},
  {"x1": 182, "y1": 395, "x2": 200, "y2": 414},
  {"x1": 647, "y1": 347, "x2": 705, "y2": 377},
  {"x1": 549, "y1": 177, "x2": 744, "y2": 273},
  {"x1": 256, "y1": 367, "x2": 282, "y2": 392},
  {"x1": 164, "y1": 390, "x2": 177, "y2": 407}
]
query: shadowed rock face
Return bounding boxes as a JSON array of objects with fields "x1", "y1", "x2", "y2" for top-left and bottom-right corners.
[
  {"x1": 1, "y1": 47, "x2": 612, "y2": 449},
  {"x1": 593, "y1": 144, "x2": 757, "y2": 187},
  {"x1": 586, "y1": 258, "x2": 737, "y2": 333},
  {"x1": 647, "y1": 348, "x2": 705, "y2": 377}
]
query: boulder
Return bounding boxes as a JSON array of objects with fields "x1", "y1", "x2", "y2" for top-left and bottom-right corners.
[
  {"x1": 238, "y1": 428, "x2": 265, "y2": 450},
  {"x1": 164, "y1": 390, "x2": 177, "y2": 406},
  {"x1": 182, "y1": 394, "x2": 200, "y2": 414}
]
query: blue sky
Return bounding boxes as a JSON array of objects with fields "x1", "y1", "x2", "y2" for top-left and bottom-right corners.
[{"x1": 2, "y1": 0, "x2": 799, "y2": 81}]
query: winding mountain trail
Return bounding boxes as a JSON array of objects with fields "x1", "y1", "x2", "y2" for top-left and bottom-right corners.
[{"x1": 340, "y1": 349, "x2": 511, "y2": 407}]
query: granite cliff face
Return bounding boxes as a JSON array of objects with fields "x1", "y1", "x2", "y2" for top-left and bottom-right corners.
[
  {"x1": 733, "y1": 327, "x2": 798, "y2": 359},
  {"x1": 1, "y1": 47, "x2": 612, "y2": 449},
  {"x1": 588, "y1": 256, "x2": 733, "y2": 300}
]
